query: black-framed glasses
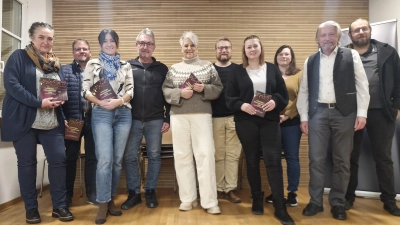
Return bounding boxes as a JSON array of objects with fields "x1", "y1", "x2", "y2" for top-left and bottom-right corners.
[
  {"x1": 216, "y1": 46, "x2": 231, "y2": 51},
  {"x1": 137, "y1": 42, "x2": 155, "y2": 48}
]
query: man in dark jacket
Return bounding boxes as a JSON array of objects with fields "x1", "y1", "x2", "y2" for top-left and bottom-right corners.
[
  {"x1": 121, "y1": 28, "x2": 170, "y2": 210},
  {"x1": 62, "y1": 39, "x2": 97, "y2": 206},
  {"x1": 345, "y1": 18, "x2": 400, "y2": 216}
]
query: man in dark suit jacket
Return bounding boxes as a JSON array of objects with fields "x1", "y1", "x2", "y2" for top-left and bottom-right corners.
[
  {"x1": 344, "y1": 18, "x2": 400, "y2": 216},
  {"x1": 297, "y1": 20, "x2": 370, "y2": 221}
]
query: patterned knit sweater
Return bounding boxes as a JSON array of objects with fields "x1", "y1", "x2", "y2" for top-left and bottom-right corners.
[{"x1": 162, "y1": 56, "x2": 223, "y2": 115}]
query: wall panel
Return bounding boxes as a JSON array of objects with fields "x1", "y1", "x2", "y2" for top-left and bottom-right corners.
[{"x1": 53, "y1": 0, "x2": 368, "y2": 190}]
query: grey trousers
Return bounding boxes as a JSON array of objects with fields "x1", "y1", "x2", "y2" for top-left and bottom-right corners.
[{"x1": 308, "y1": 107, "x2": 356, "y2": 207}]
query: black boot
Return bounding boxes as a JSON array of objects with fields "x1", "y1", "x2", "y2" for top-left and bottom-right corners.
[
  {"x1": 145, "y1": 189, "x2": 158, "y2": 208},
  {"x1": 274, "y1": 201, "x2": 295, "y2": 225},
  {"x1": 251, "y1": 191, "x2": 264, "y2": 215},
  {"x1": 121, "y1": 190, "x2": 142, "y2": 210}
]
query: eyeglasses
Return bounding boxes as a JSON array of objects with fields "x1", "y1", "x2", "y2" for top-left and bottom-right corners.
[
  {"x1": 352, "y1": 26, "x2": 370, "y2": 34},
  {"x1": 74, "y1": 48, "x2": 89, "y2": 52},
  {"x1": 183, "y1": 44, "x2": 196, "y2": 49},
  {"x1": 216, "y1": 46, "x2": 231, "y2": 51},
  {"x1": 137, "y1": 42, "x2": 155, "y2": 48}
]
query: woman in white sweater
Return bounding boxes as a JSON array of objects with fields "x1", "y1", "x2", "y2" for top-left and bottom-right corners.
[{"x1": 162, "y1": 31, "x2": 223, "y2": 214}]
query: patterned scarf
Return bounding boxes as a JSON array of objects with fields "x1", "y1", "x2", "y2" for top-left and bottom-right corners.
[
  {"x1": 25, "y1": 43, "x2": 60, "y2": 74},
  {"x1": 99, "y1": 51, "x2": 120, "y2": 81}
]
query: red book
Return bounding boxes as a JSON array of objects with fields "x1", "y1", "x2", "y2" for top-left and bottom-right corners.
[
  {"x1": 90, "y1": 78, "x2": 117, "y2": 100},
  {"x1": 250, "y1": 91, "x2": 272, "y2": 117},
  {"x1": 180, "y1": 73, "x2": 201, "y2": 89},
  {"x1": 40, "y1": 78, "x2": 68, "y2": 101},
  {"x1": 64, "y1": 118, "x2": 84, "y2": 141}
]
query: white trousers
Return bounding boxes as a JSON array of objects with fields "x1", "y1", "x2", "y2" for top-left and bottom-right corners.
[{"x1": 171, "y1": 113, "x2": 218, "y2": 208}]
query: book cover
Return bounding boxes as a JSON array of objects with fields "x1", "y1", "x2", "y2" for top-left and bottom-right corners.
[
  {"x1": 65, "y1": 118, "x2": 84, "y2": 141},
  {"x1": 180, "y1": 73, "x2": 201, "y2": 89},
  {"x1": 250, "y1": 91, "x2": 272, "y2": 117},
  {"x1": 40, "y1": 78, "x2": 68, "y2": 101},
  {"x1": 90, "y1": 78, "x2": 117, "y2": 100}
]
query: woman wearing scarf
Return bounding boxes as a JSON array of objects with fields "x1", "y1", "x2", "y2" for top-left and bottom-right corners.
[
  {"x1": 82, "y1": 29, "x2": 133, "y2": 224},
  {"x1": 2, "y1": 22, "x2": 73, "y2": 223}
]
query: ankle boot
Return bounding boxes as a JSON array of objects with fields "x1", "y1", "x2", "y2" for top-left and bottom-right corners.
[
  {"x1": 95, "y1": 203, "x2": 108, "y2": 224},
  {"x1": 108, "y1": 199, "x2": 122, "y2": 216},
  {"x1": 273, "y1": 201, "x2": 295, "y2": 225},
  {"x1": 251, "y1": 191, "x2": 264, "y2": 215}
]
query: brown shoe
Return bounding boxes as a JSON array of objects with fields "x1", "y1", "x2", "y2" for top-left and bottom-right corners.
[
  {"x1": 217, "y1": 191, "x2": 226, "y2": 199},
  {"x1": 108, "y1": 199, "x2": 122, "y2": 216},
  {"x1": 95, "y1": 203, "x2": 108, "y2": 224},
  {"x1": 227, "y1": 190, "x2": 241, "y2": 203}
]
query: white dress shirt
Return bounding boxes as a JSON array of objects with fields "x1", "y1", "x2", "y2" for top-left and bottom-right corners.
[{"x1": 297, "y1": 46, "x2": 370, "y2": 121}]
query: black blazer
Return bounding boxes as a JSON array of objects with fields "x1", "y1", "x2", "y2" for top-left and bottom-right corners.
[{"x1": 226, "y1": 62, "x2": 288, "y2": 122}]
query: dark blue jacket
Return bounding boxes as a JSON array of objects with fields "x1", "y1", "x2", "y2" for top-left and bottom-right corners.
[
  {"x1": 1, "y1": 49, "x2": 65, "y2": 142},
  {"x1": 61, "y1": 61, "x2": 84, "y2": 120}
]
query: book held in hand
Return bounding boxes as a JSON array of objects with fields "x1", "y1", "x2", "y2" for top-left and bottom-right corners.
[
  {"x1": 180, "y1": 73, "x2": 201, "y2": 89},
  {"x1": 65, "y1": 118, "x2": 84, "y2": 141},
  {"x1": 250, "y1": 91, "x2": 272, "y2": 117},
  {"x1": 90, "y1": 78, "x2": 117, "y2": 100},
  {"x1": 40, "y1": 78, "x2": 68, "y2": 101}
]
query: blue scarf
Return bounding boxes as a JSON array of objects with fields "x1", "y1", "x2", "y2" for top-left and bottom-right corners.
[{"x1": 99, "y1": 51, "x2": 120, "y2": 81}]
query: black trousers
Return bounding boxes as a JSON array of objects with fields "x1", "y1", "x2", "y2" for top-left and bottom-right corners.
[
  {"x1": 346, "y1": 109, "x2": 396, "y2": 203},
  {"x1": 235, "y1": 117, "x2": 285, "y2": 209},
  {"x1": 65, "y1": 115, "x2": 97, "y2": 199}
]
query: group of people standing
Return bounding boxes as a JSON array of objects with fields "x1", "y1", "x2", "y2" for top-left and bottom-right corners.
[{"x1": 1, "y1": 17, "x2": 399, "y2": 225}]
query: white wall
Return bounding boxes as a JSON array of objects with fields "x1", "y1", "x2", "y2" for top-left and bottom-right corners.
[
  {"x1": 369, "y1": 0, "x2": 400, "y2": 48},
  {"x1": 0, "y1": 0, "x2": 53, "y2": 206}
]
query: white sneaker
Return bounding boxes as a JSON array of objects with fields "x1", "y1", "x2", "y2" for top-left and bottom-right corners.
[
  {"x1": 206, "y1": 205, "x2": 221, "y2": 214},
  {"x1": 179, "y1": 200, "x2": 198, "y2": 211}
]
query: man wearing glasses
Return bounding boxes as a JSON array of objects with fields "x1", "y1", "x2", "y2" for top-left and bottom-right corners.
[
  {"x1": 61, "y1": 39, "x2": 98, "y2": 207},
  {"x1": 121, "y1": 28, "x2": 170, "y2": 210},
  {"x1": 345, "y1": 18, "x2": 400, "y2": 216},
  {"x1": 211, "y1": 37, "x2": 242, "y2": 203}
]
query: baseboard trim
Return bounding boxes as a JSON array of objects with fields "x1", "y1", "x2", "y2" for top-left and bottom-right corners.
[
  {"x1": 323, "y1": 188, "x2": 400, "y2": 201},
  {"x1": 0, "y1": 185, "x2": 50, "y2": 212}
]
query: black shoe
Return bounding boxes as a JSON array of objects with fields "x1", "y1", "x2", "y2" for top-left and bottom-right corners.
[
  {"x1": 265, "y1": 194, "x2": 273, "y2": 203},
  {"x1": 331, "y1": 205, "x2": 347, "y2": 220},
  {"x1": 26, "y1": 208, "x2": 41, "y2": 224},
  {"x1": 286, "y1": 192, "x2": 298, "y2": 207},
  {"x1": 344, "y1": 199, "x2": 353, "y2": 210},
  {"x1": 86, "y1": 195, "x2": 99, "y2": 206},
  {"x1": 302, "y1": 202, "x2": 324, "y2": 216},
  {"x1": 274, "y1": 209, "x2": 295, "y2": 225},
  {"x1": 121, "y1": 190, "x2": 142, "y2": 210},
  {"x1": 145, "y1": 189, "x2": 158, "y2": 208},
  {"x1": 251, "y1": 191, "x2": 264, "y2": 215},
  {"x1": 383, "y1": 202, "x2": 400, "y2": 216},
  {"x1": 52, "y1": 207, "x2": 74, "y2": 222}
]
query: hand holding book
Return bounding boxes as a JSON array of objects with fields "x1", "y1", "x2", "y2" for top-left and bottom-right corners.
[{"x1": 250, "y1": 91, "x2": 272, "y2": 117}]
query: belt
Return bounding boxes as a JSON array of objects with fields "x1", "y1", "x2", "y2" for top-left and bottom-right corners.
[{"x1": 318, "y1": 103, "x2": 336, "y2": 109}]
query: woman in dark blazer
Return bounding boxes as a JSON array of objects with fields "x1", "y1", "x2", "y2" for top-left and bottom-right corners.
[
  {"x1": 225, "y1": 35, "x2": 294, "y2": 225},
  {"x1": 1, "y1": 22, "x2": 73, "y2": 224}
]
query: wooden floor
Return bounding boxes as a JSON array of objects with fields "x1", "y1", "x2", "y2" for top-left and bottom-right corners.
[{"x1": 0, "y1": 187, "x2": 398, "y2": 225}]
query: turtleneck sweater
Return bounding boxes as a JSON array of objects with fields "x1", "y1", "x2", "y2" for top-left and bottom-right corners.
[{"x1": 162, "y1": 56, "x2": 223, "y2": 115}]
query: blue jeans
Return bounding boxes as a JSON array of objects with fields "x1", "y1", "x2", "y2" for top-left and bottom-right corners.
[
  {"x1": 14, "y1": 128, "x2": 67, "y2": 210},
  {"x1": 281, "y1": 124, "x2": 302, "y2": 192},
  {"x1": 124, "y1": 119, "x2": 163, "y2": 193},
  {"x1": 91, "y1": 106, "x2": 132, "y2": 203}
]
